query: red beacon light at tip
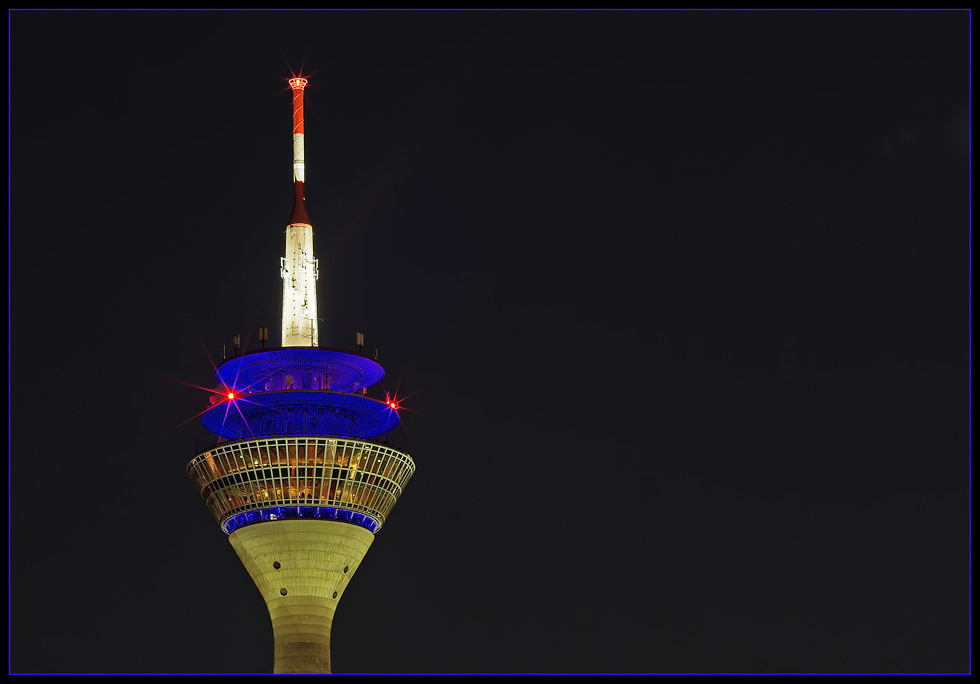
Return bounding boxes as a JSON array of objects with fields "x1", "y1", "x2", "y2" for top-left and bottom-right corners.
[{"x1": 288, "y1": 77, "x2": 308, "y2": 90}]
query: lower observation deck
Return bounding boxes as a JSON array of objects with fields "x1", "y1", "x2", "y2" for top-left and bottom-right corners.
[{"x1": 187, "y1": 437, "x2": 415, "y2": 535}]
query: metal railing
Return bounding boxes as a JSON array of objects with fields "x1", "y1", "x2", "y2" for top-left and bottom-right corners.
[{"x1": 187, "y1": 437, "x2": 415, "y2": 534}]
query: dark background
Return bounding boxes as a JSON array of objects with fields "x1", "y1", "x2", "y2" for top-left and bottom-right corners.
[{"x1": 9, "y1": 9, "x2": 970, "y2": 675}]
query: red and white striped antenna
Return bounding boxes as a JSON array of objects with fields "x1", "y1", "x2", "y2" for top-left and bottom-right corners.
[
  {"x1": 288, "y1": 76, "x2": 310, "y2": 225},
  {"x1": 281, "y1": 74, "x2": 318, "y2": 348}
]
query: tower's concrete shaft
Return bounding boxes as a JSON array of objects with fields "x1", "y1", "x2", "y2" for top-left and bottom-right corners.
[{"x1": 229, "y1": 520, "x2": 374, "y2": 674}]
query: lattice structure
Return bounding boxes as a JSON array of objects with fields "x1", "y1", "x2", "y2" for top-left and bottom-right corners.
[{"x1": 188, "y1": 437, "x2": 415, "y2": 533}]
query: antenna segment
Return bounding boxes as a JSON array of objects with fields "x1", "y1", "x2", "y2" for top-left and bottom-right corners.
[
  {"x1": 282, "y1": 76, "x2": 317, "y2": 347},
  {"x1": 289, "y1": 77, "x2": 308, "y2": 187}
]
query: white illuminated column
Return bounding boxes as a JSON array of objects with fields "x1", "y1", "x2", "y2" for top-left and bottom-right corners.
[{"x1": 281, "y1": 76, "x2": 319, "y2": 348}]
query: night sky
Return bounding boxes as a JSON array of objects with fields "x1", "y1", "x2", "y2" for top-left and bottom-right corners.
[{"x1": 9, "y1": 9, "x2": 970, "y2": 675}]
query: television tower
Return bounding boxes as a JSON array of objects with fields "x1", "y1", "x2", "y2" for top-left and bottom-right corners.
[{"x1": 187, "y1": 76, "x2": 415, "y2": 674}]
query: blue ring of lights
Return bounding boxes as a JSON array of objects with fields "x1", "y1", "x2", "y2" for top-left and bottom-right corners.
[
  {"x1": 202, "y1": 390, "x2": 401, "y2": 440},
  {"x1": 216, "y1": 348, "x2": 385, "y2": 394},
  {"x1": 223, "y1": 506, "x2": 379, "y2": 535}
]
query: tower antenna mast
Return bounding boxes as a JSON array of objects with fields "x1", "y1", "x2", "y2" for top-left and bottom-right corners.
[{"x1": 281, "y1": 76, "x2": 318, "y2": 347}]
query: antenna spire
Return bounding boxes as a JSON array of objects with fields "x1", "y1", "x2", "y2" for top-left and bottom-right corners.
[
  {"x1": 288, "y1": 76, "x2": 310, "y2": 225},
  {"x1": 281, "y1": 75, "x2": 318, "y2": 347}
]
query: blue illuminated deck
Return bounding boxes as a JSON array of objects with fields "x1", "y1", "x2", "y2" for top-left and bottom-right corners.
[
  {"x1": 202, "y1": 389, "x2": 401, "y2": 440},
  {"x1": 216, "y1": 348, "x2": 385, "y2": 393},
  {"x1": 223, "y1": 506, "x2": 380, "y2": 534}
]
